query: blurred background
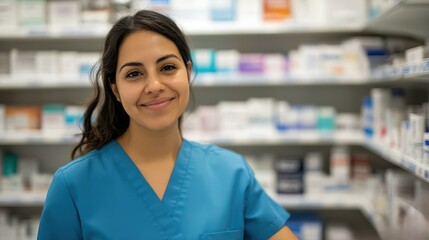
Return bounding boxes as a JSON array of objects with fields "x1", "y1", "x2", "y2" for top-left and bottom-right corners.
[{"x1": 0, "y1": 0, "x2": 428, "y2": 239}]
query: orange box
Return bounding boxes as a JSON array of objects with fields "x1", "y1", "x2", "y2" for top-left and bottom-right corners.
[
  {"x1": 5, "y1": 105, "x2": 41, "y2": 130},
  {"x1": 263, "y1": 0, "x2": 292, "y2": 22}
]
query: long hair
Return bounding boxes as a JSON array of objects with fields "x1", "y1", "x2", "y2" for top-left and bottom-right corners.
[{"x1": 72, "y1": 10, "x2": 193, "y2": 159}]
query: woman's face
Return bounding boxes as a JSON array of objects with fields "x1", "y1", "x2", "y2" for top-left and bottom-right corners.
[{"x1": 112, "y1": 30, "x2": 191, "y2": 133}]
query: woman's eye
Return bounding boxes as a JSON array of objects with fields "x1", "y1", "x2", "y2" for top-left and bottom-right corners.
[
  {"x1": 161, "y1": 64, "x2": 176, "y2": 72},
  {"x1": 126, "y1": 71, "x2": 142, "y2": 78}
]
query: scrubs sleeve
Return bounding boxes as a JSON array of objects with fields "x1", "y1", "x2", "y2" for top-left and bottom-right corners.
[
  {"x1": 38, "y1": 169, "x2": 82, "y2": 240},
  {"x1": 241, "y1": 157, "x2": 290, "y2": 240}
]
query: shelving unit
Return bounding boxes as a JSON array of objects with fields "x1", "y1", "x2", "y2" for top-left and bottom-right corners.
[{"x1": 0, "y1": 22, "x2": 367, "y2": 39}]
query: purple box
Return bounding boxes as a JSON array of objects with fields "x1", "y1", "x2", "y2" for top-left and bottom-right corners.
[{"x1": 239, "y1": 54, "x2": 264, "y2": 73}]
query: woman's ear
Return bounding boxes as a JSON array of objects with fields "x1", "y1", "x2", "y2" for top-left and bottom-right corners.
[
  {"x1": 111, "y1": 84, "x2": 121, "y2": 102},
  {"x1": 186, "y1": 61, "x2": 192, "y2": 79}
]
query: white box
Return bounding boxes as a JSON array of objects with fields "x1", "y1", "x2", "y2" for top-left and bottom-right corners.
[
  {"x1": 171, "y1": 0, "x2": 210, "y2": 23},
  {"x1": 48, "y1": 1, "x2": 80, "y2": 28},
  {"x1": 237, "y1": 0, "x2": 261, "y2": 24},
  {"x1": 59, "y1": 51, "x2": 79, "y2": 77},
  {"x1": 35, "y1": 51, "x2": 59, "y2": 76},
  {"x1": 17, "y1": 0, "x2": 46, "y2": 26},
  {"x1": 10, "y1": 49, "x2": 37, "y2": 77},
  {"x1": 216, "y1": 50, "x2": 240, "y2": 73},
  {"x1": 405, "y1": 46, "x2": 428, "y2": 64},
  {"x1": 0, "y1": 1, "x2": 17, "y2": 30}
]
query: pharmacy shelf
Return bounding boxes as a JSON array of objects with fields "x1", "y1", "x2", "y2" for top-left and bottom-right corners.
[
  {"x1": 0, "y1": 74, "x2": 368, "y2": 90},
  {"x1": 364, "y1": 140, "x2": 429, "y2": 184},
  {"x1": 0, "y1": 75, "x2": 91, "y2": 90},
  {"x1": 0, "y1": 131, "x2": 80, "y2": 145},
  {"x1": 184, "y1": 130, "x2": 364, "y2": 146},
  {"x1": 193, "y1": 74, "x2": 369, "y2": 86},
  {"x1": 0, "y1": 130, "x2": 363, "y2": 146},
  {"x1": 0, "y1": 24, "x2": 111, "y2": 39},
  {"x1": 0, "y1": 23, "x2": 365, "y2": 39},
  {"x1": 181, "y1": 22, "x2": 365, "y2": 35},
  {"x1": 367, "y1": 0, "x2": 429, "y2": 38},
  {"x1": 276, "y1": 193, "x2": 369, "y2": 209},
  {"x1": 0, "y1": 192, "x2": 45, "y2": 207}
]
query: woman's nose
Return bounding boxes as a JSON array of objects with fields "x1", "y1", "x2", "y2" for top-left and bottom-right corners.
[{"x1": 144, "y1": 73, "x2": 165, "y2": 95}]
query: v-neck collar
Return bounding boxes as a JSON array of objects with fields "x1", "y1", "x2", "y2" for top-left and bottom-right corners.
[{"x1": 108, "y1": 138, "x2": 192, "y2": 239}]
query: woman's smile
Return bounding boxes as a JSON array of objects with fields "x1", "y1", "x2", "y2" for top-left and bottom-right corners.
[{"x1": 141, "y1": 97, "x2": 175, "y2": 110}]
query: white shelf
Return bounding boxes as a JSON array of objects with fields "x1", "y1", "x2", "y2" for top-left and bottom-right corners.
[
  {"x1": 0, "y1": 75, "x2": 91, "y2": 90},
  {"x1": 0, "y1": 131, "x2": 80, "y2": 145},
  {"x1": 0, "y1": 74, "x2": 371, "y2": 90},
  {"x1": 193, "y1": 74, "x2": 369, "y2": 86},
  {"x1": 184, "y1": 130, "x2": 364, "y2": 146},
  {"x1": 0, "y1": 24, "x2": 112, "y2": 39},
  {"x1": 0, "y1": 130, "x2": 362, "y2": 145},
  {"x1": 368, "y1": 0, "x2": 429, "y2": 38},
  {"x1": 0, "y1": 22, "x2": 365, "y2": 39},
  {"x1": 276, "y1": 193, "x2": 369, "y2": 209},
  {"x1": 364, "y1": 140, "x2": 429, "y2": 184},
  {"x1": 0, "y1": 192, "x2": 45, "y2": 207},
  {"x1": 180, "y1": 21, "x2": 365, "y2": 35}
]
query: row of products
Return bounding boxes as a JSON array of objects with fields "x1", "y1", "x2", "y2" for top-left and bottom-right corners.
[
  {"x1": 245, "y1": 146, "x2": 372, "y2": 196},
  {"x1": 0, "y1": 210, "x2": 39, "y2": 240},
  {"x1": 0, "y1": 150, "x2": 53, "y2": 193},
  {"x1": 361, "y1": 87, "x2": 429, "y2": 164},
  {"x1": 0, "y1": 105, "x2": 84, "y2": 132},
  {"x1": 0, "y1": 36, "x2": 388, "y2": 82},
  {"x1": 0, "y1": 100, "x2": 358, "y2": 135},
  {"x1": 0, "y1": 0, "x2": 366, "y2": 29},
  {"x1": 182, "y1": 98, "x2": 360, "y2": 135},
  {"x1": 371, "y1": 44, "x2": 429, "y2": 79},
  {"x1": 0, "y1": 50, "x2": 99, "y2": 80},
  {"x1": 192, "y1": 36, "x2": 390, "y2": 80}
]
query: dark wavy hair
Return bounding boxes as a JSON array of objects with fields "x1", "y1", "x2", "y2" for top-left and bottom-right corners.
[{"x1": 72, "y1": 10, "x2": 193, "y2": 159}]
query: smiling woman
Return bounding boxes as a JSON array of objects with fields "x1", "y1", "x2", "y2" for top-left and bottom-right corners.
[
  {"x1": 112, "y1": 30, "x2": 191, "y2": 134},
  {"x1": 37, "y1": 9, "x2": 298, "y2": 240}
]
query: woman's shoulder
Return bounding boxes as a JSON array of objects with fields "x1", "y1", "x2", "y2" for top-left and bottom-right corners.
[
  {"x1": 185, "y1": 139, "x2": 249, "y2": 173},
  {"x1": 56, "y1": 149, "x2": 100, "y2": 176},
  {"x1": 56, "y1": 141, "x2": 115, "y2": 177},
  {"x1": 186, "y1": 139, "x2": 242, "y2": 159}
]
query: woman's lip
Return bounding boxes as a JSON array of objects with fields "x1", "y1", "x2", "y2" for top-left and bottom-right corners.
[
  {"x1": 141, "y1": 97, "x2": 174, "y2": 110},
  {"x1": 142, "y1": 97, "x2": 174, "y2": 106}
]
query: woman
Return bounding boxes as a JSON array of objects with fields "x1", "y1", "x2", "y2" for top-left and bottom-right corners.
[{"x1": 38, "y1": 10, "x2": 297, "y2": 240}]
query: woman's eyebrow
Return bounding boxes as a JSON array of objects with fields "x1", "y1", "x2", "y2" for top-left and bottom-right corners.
[
  {"x1": 118, "y1": 54, "x2": 180, "y2": 73},
  {"x1": 119, "y1": 62, "x2": 143, "y2": 72},
  {"x1": 156, "y1": 54, "x2": 180, "y2": 63}
]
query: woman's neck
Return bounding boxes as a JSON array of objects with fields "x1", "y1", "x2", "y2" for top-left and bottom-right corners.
[{"x1": 117, "y1": 122, "x2": 182, "y2": 164}]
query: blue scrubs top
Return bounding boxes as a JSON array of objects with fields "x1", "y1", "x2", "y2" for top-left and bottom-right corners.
[{"x1": 38, "y1": 139, "x2": 290, "y2": 240}]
